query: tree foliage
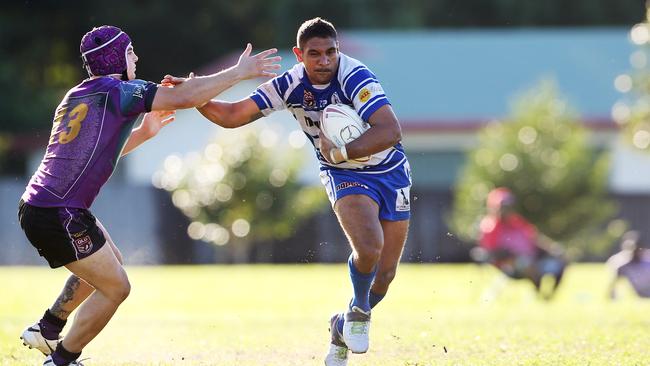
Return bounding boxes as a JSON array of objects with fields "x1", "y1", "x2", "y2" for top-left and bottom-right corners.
[
  {"x1": 450, "y1": 81, "x2": 624, "y2": 258},
  {"x1": 155, "y1": 126, "x2": 327, "y2": 255},
  {"x1": 0, "y1": 0, "x2": 645, "y2": 133},
  {"x1": 613, "y1": 4, "x2": 650, "y2": 152}
]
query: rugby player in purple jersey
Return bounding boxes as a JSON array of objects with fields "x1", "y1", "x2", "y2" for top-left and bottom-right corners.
[{"x1": 17, "y1": 25, "x2": 280, "y2": 366}]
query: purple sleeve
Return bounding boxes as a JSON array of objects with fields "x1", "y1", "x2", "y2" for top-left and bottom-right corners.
[{"x1": 118, "y1": 79, "x2": 159, "y2": 116}]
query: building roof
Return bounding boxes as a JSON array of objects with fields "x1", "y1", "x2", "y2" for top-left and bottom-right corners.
[{"x1": 337, "y1": 28, "x2": 632, "y2": 130}]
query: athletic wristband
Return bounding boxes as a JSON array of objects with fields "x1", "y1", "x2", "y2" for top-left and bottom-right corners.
[
  {"x1": 329, "y1": 149, "x2": 340, "y2": 164},
  {"x1": 340, "y1": 145, "x2": 349, "y2": 161}
]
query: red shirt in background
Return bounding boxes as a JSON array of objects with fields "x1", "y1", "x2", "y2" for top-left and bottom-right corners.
[{"x1": 479, "y1": 214, "x2": 538, "y2": 257}]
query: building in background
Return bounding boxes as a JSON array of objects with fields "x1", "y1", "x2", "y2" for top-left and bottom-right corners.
[{"x1": 3, "y1": 28, "x2": 650, "y2": 265}]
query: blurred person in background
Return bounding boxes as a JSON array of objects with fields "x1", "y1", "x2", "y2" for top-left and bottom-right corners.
[
  {"x1": 18, "y1": 25, "x2": 280, "y2": 366},
  {"x1": 474, "y1": 187, "x2": 566, "y2": 300},
  {"x1": 607, "y1": 231, "x2": 650, "y2": 299},
  {"x1": 163, "y1": 17, "x2": 411, "y2": 366}
]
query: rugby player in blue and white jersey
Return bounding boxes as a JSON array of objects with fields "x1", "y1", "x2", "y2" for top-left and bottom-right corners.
[{"x1": 164, "y1": 17, "x2": 412, "y2": 366}]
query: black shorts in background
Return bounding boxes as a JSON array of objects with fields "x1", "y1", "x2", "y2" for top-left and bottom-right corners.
[{"x1": 18, "y1": 200, "x2": 106, "y2": 268}]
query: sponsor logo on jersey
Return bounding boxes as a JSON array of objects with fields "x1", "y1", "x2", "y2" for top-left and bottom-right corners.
[
  {"x1": 395, "y1": 186, "x2": 411, "y2": 212},
  {"x1": 73, "y1": 235, "x2": 93, "y2": 254},
  {"x1": 335, "y1": 181, "x2": 369, "y2": 191},
  {"x1": 133, "y1": 85, "x2": 144, "y2": 99},
  {"x1": 358, "y1": 88, "x2": 371, "y2": 103},
  {"x1": 331, "y1": 92, "x2": 341, "y2": 104},
  {"x1": 303, "y1": 90, "x2": 316, "y2": 108}
]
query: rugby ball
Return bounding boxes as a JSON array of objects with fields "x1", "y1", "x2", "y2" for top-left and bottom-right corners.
[{"x1": 321, "y1": 104, "x2": 371, "y2": 162}]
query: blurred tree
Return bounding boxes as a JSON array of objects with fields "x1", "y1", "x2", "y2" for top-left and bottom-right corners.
[
  {"x1": 155, "y1": 126, "x2": 327, "y2": 262},
  {"x1": 450, "y1": 81, "x2": 625, "y2": 258},
  {"x1": 0, "y1": 0, "x2": 645, "y2": 134},
  {"x1": 0, "y1": 0, "x2": 646, "y2": 176},
  {"x1": 613, "y1": 2, "x2": 650, "y2": 152}
]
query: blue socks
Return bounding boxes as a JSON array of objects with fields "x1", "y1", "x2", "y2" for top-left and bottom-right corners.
[
  {"x1": 337, "y1": 290, "x2": 385, "y2": 334},
  {"x1": 369, "y1": 290, "x2": 386, "y2": 308},
  {"x1": 348, "y1": 254, "x2": 376, "y2": 312}
]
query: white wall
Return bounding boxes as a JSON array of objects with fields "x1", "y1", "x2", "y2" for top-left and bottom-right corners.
[{"x1": 610, "y1": 138, "x2": 650, "y2": 194}]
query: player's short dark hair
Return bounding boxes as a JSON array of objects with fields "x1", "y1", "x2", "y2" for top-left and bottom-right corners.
[{"x1": 296, "y1": 17, "x2": 337, "y2": 49}]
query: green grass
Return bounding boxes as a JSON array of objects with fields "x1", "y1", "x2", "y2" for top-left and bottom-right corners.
[{"x1": 1, "y1": 264, "x2": 649, "y2": 366}]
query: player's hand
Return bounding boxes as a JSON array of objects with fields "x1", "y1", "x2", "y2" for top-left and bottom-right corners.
[
  {"x1": 235, "y1": 43, "x2": 282, "y2": 80},
  {"x1": 142, "y1": 110, "x2": 176, "y2": 138},
  {"x1": 319, "y1": 131, "x2": 338, "y2": 163},
  {"x1": 161, "y1": 72, "x2": 196, "y2": 87}
]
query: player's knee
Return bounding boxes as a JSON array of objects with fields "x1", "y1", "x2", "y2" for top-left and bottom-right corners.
[
  {"x1": 104, "y1": 270, "x2": 131, "y2": 303},
  {"x1": 112, "y1": 277, "x2": 131, "y2": 303},
  {"x1": 356, "y1": 242, "x2": 383, "y2": 263}
]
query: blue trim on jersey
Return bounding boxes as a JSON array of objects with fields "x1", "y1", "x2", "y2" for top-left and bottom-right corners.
[
  {"x1": 250, "y1": 93, "x2": 267, "y2": 110},
  {"x1": 342, "y1": 66, "x2": 366, "y2": 93},
  {"x1": 272, "y1": 79, "x2": 282, "y2": 98},
  {"x1": 350, "y1": 78, "x2": 378, "y2": 100},
  {"x1": 276, "y1": 72, "x2": 291, "y2": 95},
  {"x1": 360, "y1": 95, "x2": 389, "y2": 121},
  {"x1": 303, "y1": 131, "x2": 316, "y2": 145},
  {"x1": 286, "y1": 72, "x2": 293, "y2": 84},
  {"x1": 286, "y1": 86, "x2": 304, "y2": 107},
  {"x1": 343, "y1": 68, "x2": 375, "y2": 100},
  {"x1": 255, "y1": 90, "x2": 273, "y2": 110},
  {"x1": 375, "y1": 148, "x2": 399, "y2": 166}
]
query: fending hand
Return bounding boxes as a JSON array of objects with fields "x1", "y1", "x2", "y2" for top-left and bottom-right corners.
[
  {"x1": 236, "y1": 43, "x2": 282, "y2": 80},
  {"x1": 160, "y1": 72, "x2": 196, "y2": 87},
  {"x1": 142, "y1": 110, "x2": 176, "y2": 138}
]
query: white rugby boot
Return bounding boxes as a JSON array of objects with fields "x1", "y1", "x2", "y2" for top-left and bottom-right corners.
[
  {"x1": 324, "y1": 313, "x2": 349, "y2": 366},
  {"x1": 20, "y1": 323, "x2": 60, "y2": 355},
  {"x1": 342, "y1": 306, "x2": 371, "y2": 354},
  {"x1": 43, "y1": 355, "x2": 85, "y2": 365}
]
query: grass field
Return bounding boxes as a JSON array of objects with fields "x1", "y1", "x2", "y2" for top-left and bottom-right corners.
[{"x1": 1, "y1": 264, "x2": 648, "y2": 366}]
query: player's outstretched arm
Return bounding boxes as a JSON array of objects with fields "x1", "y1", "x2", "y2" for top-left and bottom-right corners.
[
  {"x1": 161, "y1": 73, "x2": 264, "y2": 129},
  {"x1": 152, "y1": 44, "x2": 280, "y2": 111},
  {"x1": 197, "y1": 98, "x2": 263, "y2": 129},
  {"x1": 121, "y1": 110, "x2": 176, "y2": 156}
]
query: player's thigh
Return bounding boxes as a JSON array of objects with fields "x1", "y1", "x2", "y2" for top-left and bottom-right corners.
[
  {"x1": 334, "y1": 194, "x2": 383, "y2": 248},
  {"x1": 64, "y1": 243, "x2": 127, "y2": 295},
  {"x1": 95, "y1": 219, "x2": 123, "y2": 265}
]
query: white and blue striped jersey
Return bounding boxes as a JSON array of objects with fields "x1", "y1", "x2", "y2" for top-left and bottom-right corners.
[{"x1": 249, "y1": 53, "x2": 406, "y2": 172}]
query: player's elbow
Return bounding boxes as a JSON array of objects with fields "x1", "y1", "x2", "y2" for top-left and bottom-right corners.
[
  {"x1": 387, "y1": 125, "x2": 402, "y2": 146},
  {"x1": 199, "y1": 104, "x2": 244, "y2": 129}
]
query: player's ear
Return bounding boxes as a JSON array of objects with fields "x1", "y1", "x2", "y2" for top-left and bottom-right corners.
[{"x1": 293, "y1": 46, "x2": 303, "y2": 62}]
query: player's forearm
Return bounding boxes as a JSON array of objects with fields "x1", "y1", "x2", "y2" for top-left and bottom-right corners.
[
  {"x1": 197, "y1": 101, "x2": 255, "y2": 129},
  {"x1": 171, "y1": 67, "x2": 243, "y2": 109},
  {"x1": 121, "y1": 127, "x2": 151, "y2": 156},
  {"x1": 345, "y1": 123, "x2": 401, "y2": 159}
]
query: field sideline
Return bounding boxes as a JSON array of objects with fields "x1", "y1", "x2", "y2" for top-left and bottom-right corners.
[{"x1": 1, "y1": 264, "x2": 648, "y2": 366}]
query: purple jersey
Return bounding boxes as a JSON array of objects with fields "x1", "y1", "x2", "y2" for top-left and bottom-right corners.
[
  {"x1": 619, "y1": 260, "x2": 650, "y2": 297},
  {"x1": 22, "y1": 77, "x2": 158, "y2": 209}
]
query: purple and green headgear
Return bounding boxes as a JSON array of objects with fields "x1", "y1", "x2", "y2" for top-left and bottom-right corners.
[{"x1": 80, "y1": 25, "x2": 132, "y2": 77}]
